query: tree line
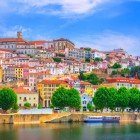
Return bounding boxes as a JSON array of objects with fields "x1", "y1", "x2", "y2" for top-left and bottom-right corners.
[{"x1": 93, "y1": 87, "x2": 140, "y2": 112}]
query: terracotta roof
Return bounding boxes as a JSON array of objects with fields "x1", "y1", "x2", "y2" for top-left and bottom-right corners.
[
  {"x1": 80, "y1": 81, "x2": 91, "y2": 85},
  {"x1": 53, "y1": 38, "x2": 75, "y2": 45},
  {"x1": 106, "y1": 77, "x2": 140, "y2": 84},
  {"x1": 0, "y1": 38, "x2": 25, "y2": 43},
  {"x1": 13, "y1": 86, "x2": 32, "y2": 94},
  {"x1": 29, "y1": 40, "x2": 48, "y2": 45},
  {"x1": 39, "y1": 80, "x2": 68, "y2": 85}
]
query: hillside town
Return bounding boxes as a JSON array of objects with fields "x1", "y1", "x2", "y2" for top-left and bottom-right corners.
[{"x1": 0, "y1": 32, "x2": 140, "y2": 111}]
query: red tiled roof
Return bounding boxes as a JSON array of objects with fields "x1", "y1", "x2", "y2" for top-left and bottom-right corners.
[
  {"x1": 0, "y1": 38, "x2": 25, "y2": 43},
  {"x1": 39, "y1": 80, "x2": 68, "y2": 85},
  {"x1": 106, "y1": 77, "x2": 140, "y2": 84},
  {"x1": 13, "y1": 86, "x2": 32, "y2": 94},
  {"x1": 29, "y1": 40, "x2": 48, "y2": 45}
]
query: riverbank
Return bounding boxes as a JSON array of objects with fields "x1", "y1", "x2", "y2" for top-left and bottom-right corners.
[{"x1": 1, "y1": 112, "x2": 140, "y2": 124}]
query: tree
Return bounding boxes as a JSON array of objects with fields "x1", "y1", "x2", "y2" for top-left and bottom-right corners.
[
  {"x1": 129, "y1": 88, "x2": 140, "y2": 111},
  {"x1": 0, "y1": 88, "x2": 17, "y2": 112},
  {"x1": 120, "y1": 68, "x2": 130, "y2": 77},
  {"x1": 51, "y1": 87, "x2": 69, "y2": 109},
  {"x1": 12, "y1": 103, "x2": 19, "y2": 113},
  {"x1": 51, "y1": 87, "x2": 81, "y2": 110},
  {"x1": 79, "y1": 71, "x2": 86, "y2": 80},
  {"x1": 94, "y1": 57, "x2": 103, "y2": 62},
  {"x1": 108, "y1": 87, "x2": 117, "y2": 111},
  {"x1": 53, "y1": 57, "x2": 62, "y2": 63},
  {"x1": 67, "y1": 88, "x2": 81, "y2": 110},
  {"x1": 93, "y1": 87, "x2": 109, "y2": 112},
  {"x1": 87, "y1": 102, "x2": 94, "y2": 111},
  {"x1": 86, "y1": 73, "x2": 102, "y2": 85},
  {"x1": 85, "y1": 58, "x2": 90, "y2": 63},
  {"x1": 24, "y1": 102, "x2": 31, "y2": 109},
  {"x1": 116, "y1": 87, "x2": 130, "y2": 112},
  {"x1": 130, "y1": 66, "x2": 140, "y2": 79},
  {"x1": 111, "y1": 70, "x2": 119, "y2": 76},
  {"x1": 84, "y1": 48, "x2": 91, "y2": 51},
  {"x1": 112, "y1": 63, "x2": 122, "y2": 69}
]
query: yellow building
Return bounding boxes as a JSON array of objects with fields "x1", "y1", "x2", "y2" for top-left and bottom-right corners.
[
  {"x1": 37, "y1": 80, "x2": 69, "y2": 107},
  {"x1": 15, "y1": 67, "x2": 23, "y2": 79}
]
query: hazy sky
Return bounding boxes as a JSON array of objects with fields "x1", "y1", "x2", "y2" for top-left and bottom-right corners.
[{"x1": 0, "y1": 0, "x2": 140, "y2": 55}]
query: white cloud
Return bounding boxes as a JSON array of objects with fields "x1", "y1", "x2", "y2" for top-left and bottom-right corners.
[
  {"x1": 75, "y1": 31, "x2": 140, "y2": 56},
  {"x1": 0, "y1": 25, "x2": 31, "y2": 38},
  {"x1": 1, "y1": 0, "x2": 112, "y2": 17}
]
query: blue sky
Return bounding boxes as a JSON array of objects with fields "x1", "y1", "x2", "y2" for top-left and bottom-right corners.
[{"x1": 0, "y1": 0, "x2": 140, "y2": 55}]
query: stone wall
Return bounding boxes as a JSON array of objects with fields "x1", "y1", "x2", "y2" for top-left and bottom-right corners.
[{"x1": 1, "y1": 113, "x2": 140, "y2": 124}]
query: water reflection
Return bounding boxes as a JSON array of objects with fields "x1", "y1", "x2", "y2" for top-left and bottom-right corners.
[{"x1": 0, "y1": 123, "x2": 140, "y2": 140}]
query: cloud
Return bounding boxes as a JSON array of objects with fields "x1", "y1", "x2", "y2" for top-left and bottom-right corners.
[
  {"x1": 75, "y1": 31, "x2": 140, "y2": 56},
  {"x1": 0, "y1": 25, "x2": 31, "y2": 38},
  {"x1": 0, "y1": 0, "x2": 112, "y2": 17}
]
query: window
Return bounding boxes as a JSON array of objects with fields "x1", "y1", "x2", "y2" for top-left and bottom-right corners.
[{"x1": 24, "y1": 97, "x2": 27, "y2": 101}]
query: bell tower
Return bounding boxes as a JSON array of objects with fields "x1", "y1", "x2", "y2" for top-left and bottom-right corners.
[{"x1": 17, "y1": 31, "x2": 23, "y2": 39}]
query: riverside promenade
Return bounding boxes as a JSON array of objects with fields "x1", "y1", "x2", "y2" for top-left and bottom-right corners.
[{"x1": 0, "y1": 112, "x2": 140, "y2": 124}]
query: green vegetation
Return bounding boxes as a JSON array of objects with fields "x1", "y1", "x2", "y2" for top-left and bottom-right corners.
[
  {"x1": 0, "y1": 88, "x2": 17, "y2": 112},
  {"x1": 51, "y1": 87, "x2": 81, "y2": 110},
  {"x1": 53, "y1": 57, "x2": 62, "y2": 63},
  {"x1": 68, "y1": 88, "x2": 81, "y2": 110},
  {"x1": 24, "y1": 102, "x2": 31, "y2": 109},
  {"x1": 120, "y1": 68, "x2": 130, "y2": 77},
  {"x1": 111, "y1": 70, "x2": 120, "y2": 76},
  {"x1": 87, "y1": 102, "x2": 94, "y2": 111},
  {"x1": 111, "y1": 63, "x2": 122, "y2": 69},
  {"x1": 79, "y1": 72, "x2": 103, "y2": 85},
  {"x1": 84, "y1": 48, "x2": 91, "y2": 51},
  {"x1": 27, "y1": 54, "x2": 34, "y2": 58},
  {"x1": 93, "y1": 87, "x2": 140, "y2": 112},
  {"x1": 130, "y1": 66, "x2": 140, "y2": 79},
  {"x1": 94, "y1": 57, "x2": 103, "y2": 62},
  {"x1": 85, "y1": 58, "x2": 90, "y2": 63},
  {"x1": 57, "y1": 53, "x2": 65, "y2": 57},
  {"x1": 12, "y1": 103, "x2": 19, "y2": 113},
  {"x1": 38, "y1": 103, "x2": 43, "y2": 109}
]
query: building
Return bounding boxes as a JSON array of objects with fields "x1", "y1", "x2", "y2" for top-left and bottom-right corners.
[
  {"x1": 13, "y1": 86, "x2": 38, "y2": 108},
  {"x1": 106, "y1": 77, "x2": 140, "y2": 89},
  {"x1": 0, "y1": 32, "x2": 25, "y2": 51},
  {"x1": 53, "y1": 38, "x2": 75, "y2": 51},
  {"x1": 81, "y1": 94, "x2": 93, "y2": 111},
  {"x1": 37, "y1": 80, "x2": 69, "y2": 107}
]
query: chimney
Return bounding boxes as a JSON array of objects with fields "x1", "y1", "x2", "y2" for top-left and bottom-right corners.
[{"x1": 17, "y1": 31, "x2": 23, "y2": 39}]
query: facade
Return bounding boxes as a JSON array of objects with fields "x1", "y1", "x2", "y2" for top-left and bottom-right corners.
[
  {"x1": 16, "y1": 42, "x2": 38, "y2": 55},
  {"x1": 81, "y1": 94, "x2": 93, "y2": 111},
  {"x1": 68, "y1": 48, "x2": 85, "y2": 60},
  {"x1": 53, "y1": 38, "x2": 75, "y2": 51},
  {"x1": 14, "y1": 86, "x2": 38, "y2": 108},
  {"x1": 106, "y1": 77, "x2": 140, "y2": 89},
  {"x1": 37, "y1": 80, "x2": 69, "y2": 107}
]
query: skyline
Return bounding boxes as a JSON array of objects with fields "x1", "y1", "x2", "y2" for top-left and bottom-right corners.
[{"x1": 0, "y1": 0, "x2": 140, "y2": 55}]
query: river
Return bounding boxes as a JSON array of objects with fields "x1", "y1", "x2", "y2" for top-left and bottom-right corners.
[{"x1": 0, "y1": 123, "x2": 140, "y2": 140}]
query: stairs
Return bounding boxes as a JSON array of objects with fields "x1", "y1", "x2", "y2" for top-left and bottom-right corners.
[{"x1": 40, "y1": 113, "x2": 71, "y2": 123}]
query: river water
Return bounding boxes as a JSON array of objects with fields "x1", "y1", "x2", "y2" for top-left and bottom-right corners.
[{"x1": 0, "y1": 123, "x2": 140, "y2": 140}]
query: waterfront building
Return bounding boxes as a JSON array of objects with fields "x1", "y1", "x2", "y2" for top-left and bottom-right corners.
[
  {"x1": 81, "y1": 94, "x2": 93, "y2": 111},
  {"x1": 13, "y1": 86, "x2": 38, "y2": 108},
  {"x1": 37, "y1": 80, "x2": 69, "y2": 108},
  {"x1": 106, "y1": 77, "x2": 140, "y2": 89}
]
